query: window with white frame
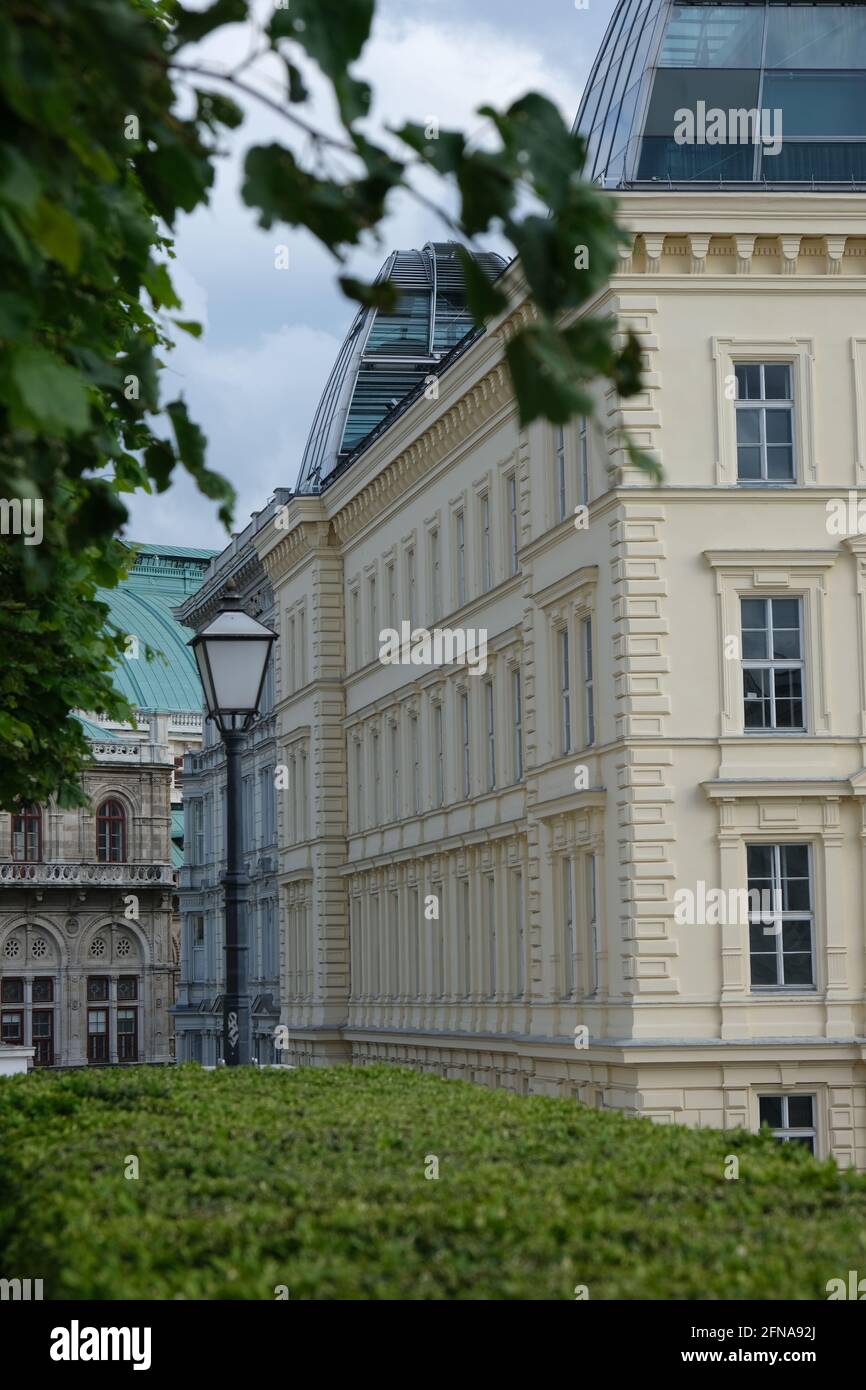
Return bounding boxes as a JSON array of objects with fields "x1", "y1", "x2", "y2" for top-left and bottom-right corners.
[
  {"x1": 431, "y1": 883, "x2": 444, "y2": 996},
  {"x1": 480, "y1": 492, "x2": 492, "y2": 593},
  {"x1": 554, "y1": 426, "x2": 567, "y2": 521},
  {"x1": 406, "y1": 546, "x2": 416, "y2": 627},
  {"x1": 455, "y1": 508, "x2": 466, "y2": 607},
  {"x1": 741, "y1": 597, "x2": 804, "y2": 732},
  {"x1": 484, "y1": 872, "x2": 496, "y2": 996},
  {"x1": 298, "y1": 608, "x2": 306, "y2": 685},
  {"x1": 390, "y1": 719, "x2": 400, "y2": 822},
  {"x1": 353, "y1": 738, "x2": 363, "y2": 830},
  {"x1": 429, "y1": 527, "x2": 441, "y2": 619},
  {"x1": 288, "y1": 614, "x2": 296, "y2": 691},
  {"x1": 434, "y1": 703, "x2": 444, "y2": 808},
  {"x1": 409, "y1": 885, "x2": 420, "y2": 995},
  {"x1": 460, "y1": 691, "x2": 471, "y2": 799},
  {"x1": 459, "y1": 877, "x2": 471, "y2": 998},
  {"x1": 389, "y1": 889, "x2": 399, "y2": 997},
  {"x1": 410, "y1": 713, "x2": 420, "y2": 814},
  {"x1": 370, "y1": 894, "x2": 380, "y2": 997},
  {"x1": 735, "y1": 362, "x2": 794, "y2": 483},
  {"x1": 350, "y1": 589, "x2": 360, "y2": 670},
  {"x1": 386, "y1": 560, "x2": 396, "y2": 628},
  {"x1": 260, "y1": 767, "x2": 275, "y2": 846},
  {"x1": 562, "y1": 857, "x2": 576, "y2": 996},
  {"x1": 371, "y1": 728, "x2": 381, "y2": 824},
  {"x1": 368, "y1": 574, "x2": 378, "y2": 663},
  {"x1": 559, "y1": 628, "x2": 572, "y2": 755},
  {"x1": 758, "y1": 1094, "x2": 816, "y2": 1154},
  {"x1": 747, "y1": 843, "x2": 813, "y2": 989},
  {"x1": 582, "y1": 617, "x2": 595, "y2": 747},
  {"x1": 578, "y1": 415, "x2": 589, "y2": 505},
  {"x1": 511, "y1": 668, "x2": 524, "y2": 782},
  {"x1": 507, "y1": 472, "x2": 519, "y2": 575},
  {"x1": 484, "y1": 679, "x2": 496, "y2": 790},
  {"x1": 513, "y1": 869, "x2": 524, "y2": 998},
  {"x1": 586, "y1": 853, "x2": 598, "y2": 994}
]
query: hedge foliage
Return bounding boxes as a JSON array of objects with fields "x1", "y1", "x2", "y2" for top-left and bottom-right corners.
[{"x1": 1, "y1": 1063, "x2": 864, "y2": 1300}]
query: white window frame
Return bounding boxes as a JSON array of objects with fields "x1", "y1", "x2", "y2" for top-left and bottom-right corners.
[
  {"x1": 747, "y1": 842, "x2": 814, "y2": 991},
  {"x1": 741, "y1": 595, "x2": 805, "y2": 734},
  {"x1": 712, "y1": 337, "x2": 815, "y2": 485},
  {"x1": 511, "y1": 667, "x2": 524, "y2": 782},
  {"x1": 757, "y1": 1093, "x2": 817, "y2": 1154},
  {"x1": 554, "y1": 425, "x2": 567, "y2": 522}
]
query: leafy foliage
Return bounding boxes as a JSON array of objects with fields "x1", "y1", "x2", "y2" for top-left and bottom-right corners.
[
  {"x1": 0, "y1": 0, "x2": 651, "y2": 810},
  {"x1": 0, "y1": 1065, "x2": 862, "y2": 1299}
]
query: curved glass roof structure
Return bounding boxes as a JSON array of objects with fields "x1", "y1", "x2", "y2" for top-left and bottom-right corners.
[
  {"x1": 97, "y1": 544, "x2": 216, "y2": 713},
  {"x1": 575, "y1": 1, "x2": 866, "y2": 189},
  {"x1": 296, "y1": 241, "x2": 506, "y2": 494}
]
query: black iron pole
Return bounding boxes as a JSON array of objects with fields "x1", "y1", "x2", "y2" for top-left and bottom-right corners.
[{"x1": 222, "y1": 727, "x2": 250, "y2": 1065}]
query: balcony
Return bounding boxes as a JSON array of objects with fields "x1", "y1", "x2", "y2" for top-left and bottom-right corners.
[{"x1": 0, "y1": 861, "x2": 175, "y2": 886}]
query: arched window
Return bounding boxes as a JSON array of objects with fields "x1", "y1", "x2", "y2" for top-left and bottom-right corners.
[
  {"x1": 12, "y1": 804, "x2": 41, "y2": 861},
  {"x1": 96, "y1": 800, "x2": 126, "y2": 863}
]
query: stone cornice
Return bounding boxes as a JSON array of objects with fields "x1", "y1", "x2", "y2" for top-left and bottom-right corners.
[
  {"x1": 703, "y1": 548, "x2": 839, "y2": 571},
  {"x1": 330, "y1": 361, "x2": 515, "y2": 547}
]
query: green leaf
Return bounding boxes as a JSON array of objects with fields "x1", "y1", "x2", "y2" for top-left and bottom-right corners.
[
  {"x1": 270, "y1": 0, "x2": 373, "y2": 125},
  {"x1": 338, "y1": 277, "x2": 399, "y2": 311},
  {"x1": 456, "y1": 246, "x2": 508, "y2": 324},
  {"x1": 30, "y1": 198, "x2": 81, "y2": 273},
  {"x1": 0, "y1": 148, "x2": 41, "y2": 216},
  {"x1": 481, "y1": 93, "x2": 583, "y2": 214},
  {"x1": 242, "y1": 144, "x2": 372, "y2": 251},
  {"x1": 172, "y1": 319, "x2": 204, "y2": 338},
  {"x1": 173, "y1": 0, "x2": 249, "y2": 47},
  {"x1": 504, "y1": 322, "x2": 593, "y2": 428},
  {"x1": 196, "y1": 90, "x2": 245, "y2": 132},
  {"x1": 283, "y1": 61, "x2": 309, "y2": 105},
  {"x1": 143, "y1": 262, "x2": 181, "y2": 310},
  {"x1": 0, "y1": 293, "x2": 36, "y2": 339},
  {"x1": 7, "y1": 346, "x2": 91, "y2": 435}
]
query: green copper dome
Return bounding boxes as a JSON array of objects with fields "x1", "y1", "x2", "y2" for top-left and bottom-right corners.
[{"x1": 97, "y1": 543, "x2": 216, "y2": 713}]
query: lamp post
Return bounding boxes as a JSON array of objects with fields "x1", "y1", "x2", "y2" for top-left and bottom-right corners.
[{"x1": 189, "y1": 581, "x2": 276, "y2": 1067}]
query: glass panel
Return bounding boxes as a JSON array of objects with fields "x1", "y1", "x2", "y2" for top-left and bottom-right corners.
[
  {"x1": 736, "y1": 409, "x2": 761, "y2": 444},
  {"x1": 781, "y1": 844, "x2": 809, "y2": 881},
  {"x1": 759, "y1": 1095, "x2": 784, "y2": 1129},
  {"x1": 763, "y1": 364, "x2": 791, "y2": 400},
  {"x1": 743, "y1": 668, "x2": 770, "y2": 726},
  {"x1": 781, "y1": 921, "x2": 811, "y2": 953},
  {"x1": 783, "y1": 952, "x2": 813, "y2": 986},
  {"x1": 644, "y1": 69, "x2": 762, "y2": 137},
  {"x1": 659, "y1": 6, "x2": 766, "y2": 68},
  {"x1": 0, "y1": 978, "x2": 24, "y2": 1003},
  {"x1": 787, "y1": 1095, "x2": 814, "y2": 1129},
  {"x1": 766, "y1": 142, "x2": 866, "y2": 183},
  {"x1": 767, "y1": 445, "x2": 794, "y2": 480},
  {"x1": 763, "y1": 73, "x2": 866, "y2": 138},
  {"x1": 750, "y1": 952, "x2": 778, "y2": 985},
  {"x1": 767, "y1": 6, "x2": 866, "y2": 70},
  {"x1": 638, "y1": 136, "x2": 755, "y2": 181},
  {"x1": 736, "y1": 364, "x2": 761, "y2": 400},
  {"x1": 747, "y1": 844, "x2": 773, "y2": 880},
  {"x1": 765, "y1": 410, "x2": 792, "y2": 445},
  {"x1": 773, "y1": 667, "x2": 803, "y2": 728}
]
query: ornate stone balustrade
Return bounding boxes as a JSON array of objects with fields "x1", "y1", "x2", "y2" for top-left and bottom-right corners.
[{"x1": 0, "y1": 862, "x2": 174, "y2": 885}]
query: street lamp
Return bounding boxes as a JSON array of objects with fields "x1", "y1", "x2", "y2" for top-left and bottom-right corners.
[{"x1": 189, "y1": 580, "x2": 276, "y2": 1066}]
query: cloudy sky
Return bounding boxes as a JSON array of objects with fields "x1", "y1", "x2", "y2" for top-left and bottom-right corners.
[{"x1": 126, "y1": 0, "x2": 617, "y2": 551}]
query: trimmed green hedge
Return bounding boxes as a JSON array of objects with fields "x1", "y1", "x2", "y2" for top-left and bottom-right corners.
[{"x1": 1, "y1": 1063, "x2": 864, "y2": 1299}]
